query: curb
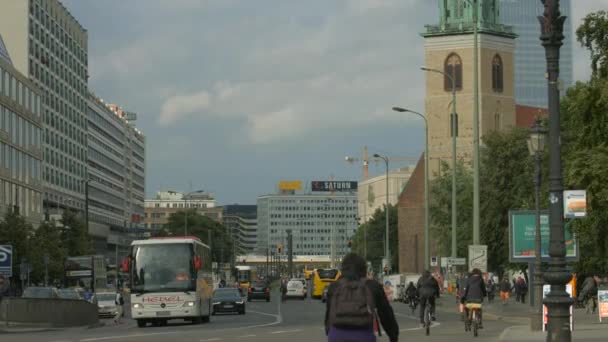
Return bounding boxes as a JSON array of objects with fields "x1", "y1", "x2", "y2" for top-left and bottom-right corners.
[{"x1": 87, "y1": 321, "x2": 106, "y2": 329}]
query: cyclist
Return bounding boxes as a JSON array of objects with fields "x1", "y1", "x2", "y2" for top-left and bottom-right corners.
[
  {"x1": 461, "y1": 268, "x2": 487, "y2": 329},
  {"x1": 417, "y1": 270, "x2": 440, "y2": 326}
]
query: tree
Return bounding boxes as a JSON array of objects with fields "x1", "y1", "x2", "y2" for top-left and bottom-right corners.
[
  {"x1": 351, "y1": 204, "x2": 398, "y2": 271},
  {"x1": 0, "y1": 210, "x2": 34, "y2": 280},
  {"x1": 29, "y1": 221, "x2": 67, "y2": 284},
  {"x1": 576, "y1": 11, "x2": 608, "y2": 79},
  {"x1": 61, "y1": 210, "x2": 93, "y2": 257},
  {"x1": 160, "y1": 210, "x2": 235, "y2": 263},
  {"x1": 429, "y1": 161, "x2": 473, "y2": 259}
]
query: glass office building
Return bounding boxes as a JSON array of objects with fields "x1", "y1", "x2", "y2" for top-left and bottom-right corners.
[{"x1": 500, "y1": 0, "x2": 573, "y2": 108}]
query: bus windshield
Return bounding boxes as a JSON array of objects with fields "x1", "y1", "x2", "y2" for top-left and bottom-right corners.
[
  {"x1": 237, "y1": 270, "x2": 251, "y2": 283},
  {"x1": 131, "y1": 243, "x2": 195, "y2": 293},
  {"x1": 317, "y1": 269, "x2": 338, "y2": 279}
]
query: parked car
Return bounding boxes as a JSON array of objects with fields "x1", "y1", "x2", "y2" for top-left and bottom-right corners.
[
  {"x1": 286, "y1": 280, "x2": 306, "y2": 300},
  {"x1": 212, "y1": 288, "x2": 245, "y2": 315},
  {"x1": 22, "y1": 287, "x2": 59, "y2": 299},
  {"x1": 97, "y1": 292, "x2": 119, "y2": 318},
  {"x1": 248, "y1": 282, "x2": 270, "y2": 302},
  {"x1": 57, "y1": 288, "x2": 85, "y2": 300},
  {"x1": 291, "y1": 278, "x2": 308, "y2": 290}
]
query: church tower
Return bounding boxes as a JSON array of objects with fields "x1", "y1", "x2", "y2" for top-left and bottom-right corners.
[{"x1": 423, "y1": 0, "x2": 517, "y2": 177}]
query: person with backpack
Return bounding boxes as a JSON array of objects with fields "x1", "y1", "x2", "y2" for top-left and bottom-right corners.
[
  {"x1": 417, "y1": 270, "x2": 440, "y2": 326},
  {"x1": 324, "y1": 253, "x2": 399, "y2": 342},
  {"x1": 460, "y1": 268, "x2": 487, "y2": 329},
  {"x1": 114, "y1": 291, "x2": 125, "y2": 324}
]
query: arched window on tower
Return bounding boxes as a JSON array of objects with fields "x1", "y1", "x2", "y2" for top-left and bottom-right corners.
[
  {"x1": 492, "y1": 54, "x2": 504, "y2": 93},
  {"x1": 444, "y1": 53, "x2": 463, "y2": 92}
]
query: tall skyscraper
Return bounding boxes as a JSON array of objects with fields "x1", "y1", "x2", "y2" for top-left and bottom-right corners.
[
  {"x1": 0, "y1": 0, "x2": 89, "y2": 214},
  {"x1": 500, "y1": 0, "x2": 573, "y2": 107}
]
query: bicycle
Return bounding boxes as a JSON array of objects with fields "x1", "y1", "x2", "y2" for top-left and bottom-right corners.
[
  {"x1": 408, "y1": 295, "x2": 419, "y2": 315},
  {"x1": 423, "y1": 299, "x2": 432, "y2": 336},
  {"x1": 464, "y1": 303, "x2": 482, "y2": 338}
]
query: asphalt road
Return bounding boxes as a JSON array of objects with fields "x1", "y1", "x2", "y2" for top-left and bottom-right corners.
[{"x1": 1, "y1": 290, "x2": 515, "y2": 342}]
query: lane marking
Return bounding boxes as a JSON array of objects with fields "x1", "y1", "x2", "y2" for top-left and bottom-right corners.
[
  {"x1": 200, "y1": 339, "x2": 222, "y2": 341},
  {"x1": 270, "y1": 329, "x2": 303, "y2": 334},
  {"x1": 237, "y1": 335, "x2": 256, "y2": 338},
  {"x1": 80, "y1": 331, "x2": 178, "y2": 342}
]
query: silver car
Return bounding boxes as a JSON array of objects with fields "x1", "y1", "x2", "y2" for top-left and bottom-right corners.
[{"x1": 96, "y1": 292, "x2": 119, "y2": 318}]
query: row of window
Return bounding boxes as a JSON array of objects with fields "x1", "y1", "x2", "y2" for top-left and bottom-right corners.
[
  {"x1": 0, "y1": 105, "x2": 42, "y2": 150},
  {"x1": 88, "y1": 107, "x2": 125, "y2": 146},
  {"x1": 46, "y1": 108, "x2": 86, "y2": 146},
  {"x1": 0, "y1": 142, "x2": 42, "y2": 184},
  {"x1": 150, "y1": 202, "x2": 211, "y2": 209},
  {"x1": 443, "y1": 53, "x2": 504, "y2": 93},
  {"x1": 0, "y1": 180, "x2": 43, "y2": 217},
  {"x1": 270, "y1": 206, "x2": 357, "y2": 212},
  {"x1": 43, "y1": 166, "x2": 84, "y2": 194},
  {"x1": 0, "y1": 69, "x2": 42, "y2": 118},
  {"x1": 269, "y1": 199, "x2": 356, "y2": 204},
  {"x1": 88, "y1": 133, "x2": 122, "y2": 160}
]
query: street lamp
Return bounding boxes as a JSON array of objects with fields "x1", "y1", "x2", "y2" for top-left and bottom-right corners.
[
  {"x1": 421, "y1": 66, "x2": 458, "y2": 258},
  {"x1": 168, "y1": 189, "x2": 205, "y2": 236},
  {"x1": 527, "y1": 117, "x2": 547, "y2": 331},
  {"x1": 373, "y1": 153, "x2": 390, "y2": 272},
  {"x1": 539, "y1": 1, "x2": 571, "y2": 341},
  {"x1": 392, "y1": 107, "x2": 430, "y2": 270}
]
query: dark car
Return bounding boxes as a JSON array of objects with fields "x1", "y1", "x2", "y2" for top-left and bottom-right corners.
[
  {"x1": 212, "y1": 288, "x2": 245, "y2": 315},
  {"x1": 248, "y1": 282, "x2": 270, "y2": 302}
]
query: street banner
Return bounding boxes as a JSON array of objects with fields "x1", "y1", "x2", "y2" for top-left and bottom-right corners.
[
  {"x1": 468, "y1": 245, "x2": 487, "y2": 272},
  {"x1": 311, "y1": 181, "x2": 357, "y2": 192},
  {"x1": 599, "y1": 290, "x2": 608, "y2": 322},
  {"x1": 564, "y1": 190, "x2": 587, "y2": 218},
  {"x1": 509, "y1": 211, "x2": 579, "y2": 262},
  {"x1": 0, "y1": 245, "x2": 13, "y2": 277},
  {"x1": 543, "y1": 284, "x2": 573, "y2": 332}
]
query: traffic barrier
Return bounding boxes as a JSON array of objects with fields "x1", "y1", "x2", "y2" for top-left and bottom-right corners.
[{"x1": 0, "y1": 298, "x2": 98, "y2": 327}]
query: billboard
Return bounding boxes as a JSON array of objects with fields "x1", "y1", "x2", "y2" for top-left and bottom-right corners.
[
  {"x1": 564, "y1": 190, "x2": 586, "y2": 218},
  {"x1": 509, "y1": 211, "x2": 578, "y2": 262},
  {"x1": 278, "y1": 180, "x2": 303, "y2": 191},
  {"x1": 311, "y1": 181, "x2": 358, "y2": 192},
  {"x1": 0, "y1": 245, "x2": 13, "y2": 277}
]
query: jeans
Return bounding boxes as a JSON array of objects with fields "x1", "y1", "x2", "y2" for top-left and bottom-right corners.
[
  {"x1": 327, "y1": 326, "x2": 376, "y2": 342},
  {"x1": 419, "y1": 296, "x2": 436, "y2": 323}
]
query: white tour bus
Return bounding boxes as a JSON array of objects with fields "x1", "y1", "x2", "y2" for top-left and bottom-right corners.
[{"x1": 123, "y1": 236, "x2": 213, "y2": 327}]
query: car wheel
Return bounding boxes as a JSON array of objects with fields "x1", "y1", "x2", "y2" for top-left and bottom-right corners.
[
  {"x1": 136, "y1": 320, "x2": 146, "y2": 328},
  {"x1": 192, "y1": 316, "x2": 203, "y2": 324}
]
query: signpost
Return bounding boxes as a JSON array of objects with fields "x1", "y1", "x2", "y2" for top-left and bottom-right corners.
[
  {"x1": 599, "y1": 290, "x2": 608, "y2": 323},
  {"x1": 509, "y1": 211, "x2": 578, "y2": 262},
  {"x1": 468, "y1": 245, "x2": 487, "y2": 272},
  {"x1": 0, "y1": 245, "x2": 13, "y2": 277}
]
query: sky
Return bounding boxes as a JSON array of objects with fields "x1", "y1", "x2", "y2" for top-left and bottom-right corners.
[{"x1": 61, "y1": 0, "x2": 608, "y2": 205}]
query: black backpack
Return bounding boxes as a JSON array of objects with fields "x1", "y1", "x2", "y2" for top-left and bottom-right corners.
[{"x1": 329, "y1": 278, "x2": 377, "y2": 330}]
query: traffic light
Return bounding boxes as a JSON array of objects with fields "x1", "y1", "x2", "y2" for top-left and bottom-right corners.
[{"x1": 278, "y1": 245, "x2": 283, "y2": 253}]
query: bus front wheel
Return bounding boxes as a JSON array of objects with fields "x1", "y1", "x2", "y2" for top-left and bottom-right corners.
[{"x1": 136, "y1": 320, "x2": 146, "y2": 328}]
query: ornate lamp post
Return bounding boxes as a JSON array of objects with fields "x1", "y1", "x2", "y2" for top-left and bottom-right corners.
[
  {"x1": 538, "y1": 1, "x2": 571, "y2": 341},
  {"x1": 527, "y1": 118, "x2": 546, "y2": 331}
]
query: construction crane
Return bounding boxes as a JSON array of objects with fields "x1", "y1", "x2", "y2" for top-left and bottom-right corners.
[{"x1": 345, "y1": 146, "x2": 418, "y2": 181}]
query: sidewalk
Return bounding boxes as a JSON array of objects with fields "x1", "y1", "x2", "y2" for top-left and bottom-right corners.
[{"x1": 0, "y1": 322, "x2": 57, "y2": 334}]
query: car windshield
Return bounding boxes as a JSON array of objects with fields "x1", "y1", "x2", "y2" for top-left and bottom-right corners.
[
  {"x1": 58, "y1": 289, "x2": 80, "y2": 299},
  {"x1": 213, "y1": 290, "x2": 241, "y2": 300},
  {"x1": 23, "y1": 288, "x2": 53, "y2": 298},
  {"x1": 131, "y1": 243, "x2": 195, "y2": 292},
  {"x1": 288, "y1": 282, "x2": 302, "y2": 289},
  {"x1": 97, "y1": 293, "x2": 116, "y2": 301},
  {"x1": 318, "y1": 269, "x2": 338, "y2": 279}
]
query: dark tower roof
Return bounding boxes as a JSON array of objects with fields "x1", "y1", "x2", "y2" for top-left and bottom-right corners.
[{"x1": 0, "y1": 34, "x2": 12, "y2": 65}]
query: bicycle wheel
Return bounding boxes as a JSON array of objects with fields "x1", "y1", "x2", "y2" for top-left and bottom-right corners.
[
  {"x1": 472, "y1": 311, "x2": 478, "y2": 337},
  {"x1": 425, "y1": 305, "x2": 431, "y2": 336}
]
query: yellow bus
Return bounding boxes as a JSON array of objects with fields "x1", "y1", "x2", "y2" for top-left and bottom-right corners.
[
  {"x1": 235, "y1": 265, "x2": 253, "y2": 292},
  {"x1": 304, "y1": 265, "x2": 315, "y2": 280},
  {"x1": 312, "y1": 268, "x2": 341, "y2": 298}
]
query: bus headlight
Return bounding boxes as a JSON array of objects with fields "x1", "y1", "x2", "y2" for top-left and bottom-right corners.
[
  {"x1": 132, "y1": 303, "x2": 144, "y2": 309},
  {"x1": 183, "y1": 301, "x2": 196, "y2": 307}
]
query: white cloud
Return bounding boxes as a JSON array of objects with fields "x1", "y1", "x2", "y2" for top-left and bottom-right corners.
[{"x1": 159, "y1": 90, "x2": 212, "y2": 125}]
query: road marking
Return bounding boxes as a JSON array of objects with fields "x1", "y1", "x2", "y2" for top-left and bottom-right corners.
[
  {"x1": 270, "y1": 329, "x2": 303, "y2": 334},
  {"x1": 237, "y1": 334, "x2": 256, "y2": 338},
  {"x1": 200, "y1": 339, "x2": 222, "y2": 341},
  {"x1": 80, "y1": 332, "x2": 177, "y2": 342}
]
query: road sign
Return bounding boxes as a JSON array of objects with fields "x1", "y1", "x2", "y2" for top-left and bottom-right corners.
[
  {"x1": 0, "y1": 245, "x2": 13, "y2": 277},
  {"x1": 468, "y1": 245, "x2": 487, "y2": 272},
  {"x1": 430, "y1": 256, "x2": 438, "y2": 267},
  {"x1": 447, "y1": 257, "x2": 466, "y2": 266}
]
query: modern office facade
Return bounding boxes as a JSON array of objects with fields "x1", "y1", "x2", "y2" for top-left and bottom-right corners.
[
  {"x1": 223, "y1": 205, "x2": 258, "y2": 254},
  {"x1": 500, "y1": 0, "x2": 573, "y2": 107},
  {"x1": 257, "y1": 192, "x2": 358, "y2": 258},
  {"x1": 0, "y1": 34, "x2": 44, "y2": 226},
  {"x1": 86, "y1": 93, "x2": 146, "y2": 253},
  {"x1": 144, "y1": 191, "x2": 221, "y2": 230},
  {"x1": 358, "y1": 167, "x2": 413, "y2": 223},
  {"x1": 0, "y1": 0, "x2": 89, "y2": 214}
]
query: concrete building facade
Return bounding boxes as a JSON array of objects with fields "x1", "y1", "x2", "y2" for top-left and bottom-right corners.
[
  {"x1": 500, "y1": 0, "x2": 573, "y2": 108},
  {"x1": 223, "y1": 205, "x2": 258, "y2": 255},
  {"x1": 257, "y1": 192, "x2": 358, "y2": 258},
  {"x1": 423, "y1": 0, "x2": 517, "y2": 177},
  {"x1": 0, "y1": 34, "x2": 44, "y2": 226},
  {"x1": 0, "y1": 0, "x2": 89, "y2": 214},
  {"x1": 357, "y1": 167, "x2": 413, "y2": 223},
  {"x1": 144, "y1": 191, "x2": 221, "y2": 230}
]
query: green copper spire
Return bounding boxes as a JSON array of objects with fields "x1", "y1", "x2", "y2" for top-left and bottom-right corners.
[{"x1": 423, "y1": 0, "x2": 515, "y2": 38}]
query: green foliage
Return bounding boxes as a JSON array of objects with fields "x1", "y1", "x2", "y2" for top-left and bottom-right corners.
[
  {"x1": 351, "y1": 204, "x2": 398, "y2": 271},
  {"x1": 28, "y1": 221, "x2": 67, "y2": 284},
  {"x1": 0, "y1": 210, "x2": 34, "y2": 278},
  {"x1": 576, "y1": 10, "x2": 608, "y2": 79},
  {"x1": 159, "y1": 210, "x2": 235, "y2": 263},
  {"x1": 429, "y1": 161, "x2": 473, "y2": 258},
  {"x1": 61, "y1": 210, "x2": 93, "y2": 257}
]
